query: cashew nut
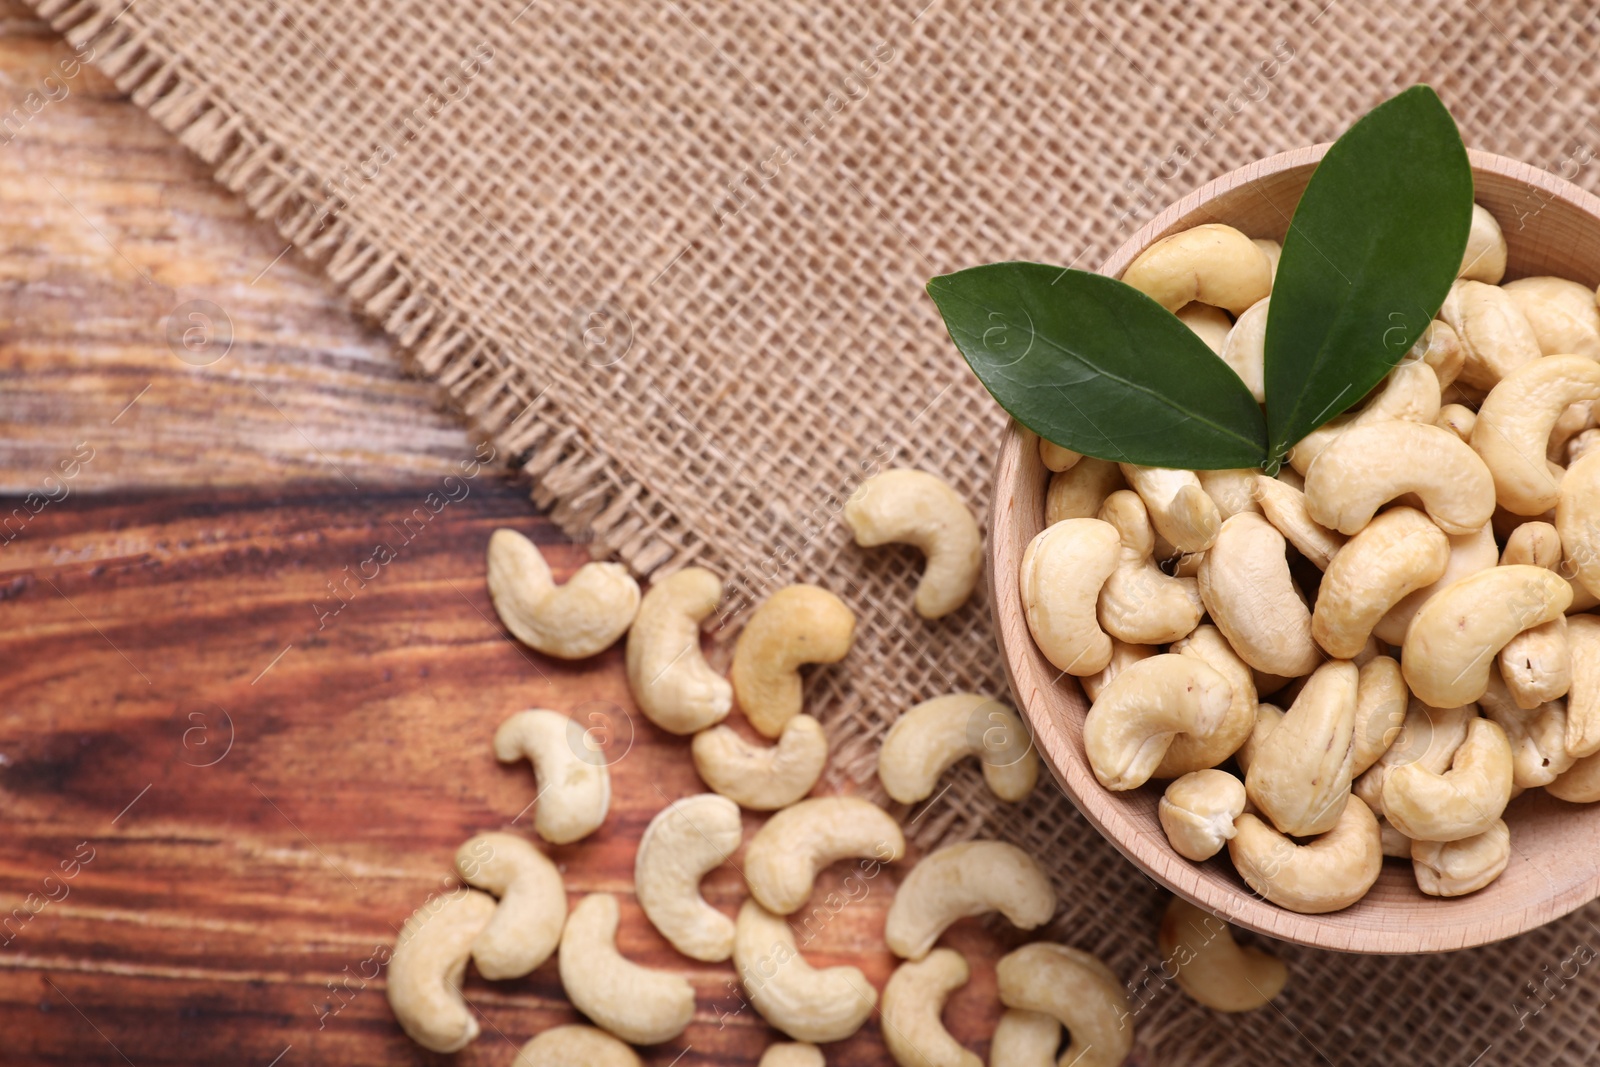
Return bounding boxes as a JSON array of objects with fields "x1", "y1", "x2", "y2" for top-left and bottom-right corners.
[
  {"x1": 1303, "y1": 421, "x2": 1495, "y2": 536},
  {"x1": 1176, "y1": 301, "x2": 1233, "y2": 354},
  {"x1": 1382, "y1": 717, "x2": 1513, "y2": 841},
  {"x1": 1458, "y1": 203, "x2": 1507, "y2": 283},
  {"x1": 558, "y1": 894, "x2": 695, "y2": 1045},
  {"x1": 1219, "y1": 296, "x2": 1268, "y2": 402},
  {"x1": 880, "y1": 948, "x2": 980, "y2": 1067},
  {"x1": 1411, "y1": 819, "x2": 1511, "y2": 897},
  {"x1": 734, "y1": 899, "x2": 876, "y2": 1043},
  {"x1": 493, "y1": 710, "x2": 611, "y2": 844},
  {"x1": 1379, "y1": 817, "x2": 1414, "y2": 858},
  {"x1": 1353, "y1": 698, "x2": 1473, "y2": 816},
  {"x1": 1439, "y1": 279, "x2": 1541, "y2": 390},
  {"x1": 744, "y1": 797, "x2": 905, "y2": 915},
  {"x1": 1254, "y1": 237, "x2": 1282, "y2": 278},
  {"x1": 1478, "y1": 666, "x2": 1575, "y2": 788},
  {"x1": 1498, "y1": 614, "x2": 1571, "y2": 710},
  {"x1": 1548, "y1": 750, "x2": 1600, "y2": 802},
  {"x1": 1095, "y1": 490, "x2": 1203, "y2": 644},
  {"x1": 636, "y1": 794, "x2": 741, "y2": 962},
  {"x1": 1228, "y1": 799, "x2": 1382, "y2": 914},
  {"x1": 1504, "y1": 275, "x2": 1600, "y2": 360},
  {"x1": 1156, "y1": 624, "x2": 1258, "y2": 776},
  {"x1": 731, "y1": 585, "x2": 856, "y2": 737},
  {"x1": 1503, "y1": 520, "x2": 1563, "y2": 570},
  {"x1": 879, "y1": 693, "x2": 1038, "y2": 805},
  {"x1": 1312, "y1": 507, "x2": 1449, "y2": 658},
  {"x1": 1120, "y1": 222, "x2": 1272, "y2": 315},
  {"x1": 1557, "y1": 449, "x2": 1600, "y2": 598},
  {"x1": 1373, "y1": 522, "x2": 1498, "y2": 646},
  {"x1": 1351, "y1": 656, "x2": 1408, "y2": 776},
  {"x1": 512, "y1": 1025, "x2": 641, "y2": 1067},
  {"x1": 1082, "y1": 653, "x2": 1232, "y2": 790},
  {"x1": 1159, "y1": 770, "x2": 1246, "y2": 861},
  {"x1": 454, "y1": 832, "x2": 566, "y2": 980},
  {"x1": 759, "y1": 1045, "x2": 824, "y2": 1067},
  {"x1": 1245, "y1": 660, "x2": 1358, "y2": 837},
  {"x1": 1473, "y1": 355, "x2": 1600, "y2": 515},
  {"x1": 625, "y1": 567, "x2": 732, "y2": 734},
  {"x1": 989, "y1": 1009, "x2": 1060, "y2": 1067},
  {"x1": 487, "y1": 529, "x2": 640, "y2": 659},
  {"x1": 1570, "y1": 428, "x2": 1600, "y2": 465},
  {"x1": 1437, "y1": 402, "x2": 1477, "y2": 442},
  {"x1": 844, "y1": 469, "x2": 982, "y2": 619},
  {"x1": 1198, "y1": 512, "x2": 1321, "y2": 676},
  {"x1": 387, "y1": 888, "x2": 497, "y2": 1052},
  {"x1": 691, "y1": 715, "x2": 828, "y2": 811},
  {"x1": 1401, "y1": 565, "x2": 1572, "y2": 707},
  {"x1": 1253, "y1": 475, "x2": 1346, "y2": 570},
  {"x1": 1039, "y1": 437, "x2": 1082, "y2": 473},
  {"x1": 1046, "y1": 458, "x2": 1126, "y2": 523},
  {"x1": 1018, "y1": 518, "x2": 1121, "y2": 676},
  {"x1": 1234, "y1": 703, "x2": 1284, "y2": 777},
  {"x1": 1198, "y1": 468, "x2": 1264, "y2": 519},
  {"x1": 1158, "y1": 897, "x2": 1287, "y2": 1012},
  {"x1": 1413, "y1": 319, "x2": 1466, "y2": 390},
  {"x1": 995, "y1": 942, "x2": 1132, "y2": 1067},
  {"x1": 1119, "y1": 465, "x2": 1221, "y2": 553},
  {"x1": 1080, "y1": 638, "x2": 1157, "y2": 703},
  {"x1": 884, "y1": 841, "x2": 1055, "y2": 960},
  {"x1": 1289, "y1": 360, "x2": 1443, "y2": 476},
  {"x1": 1568, "y1": 615, "x2": 1600, "y2": 758}
]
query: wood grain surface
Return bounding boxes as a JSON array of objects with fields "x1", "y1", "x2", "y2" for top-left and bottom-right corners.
[{"x1": 0, "y1": 6, "x2": 1010, "y2": 1064}]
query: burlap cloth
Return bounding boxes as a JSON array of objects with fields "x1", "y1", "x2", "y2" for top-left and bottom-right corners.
[{"x1": 40, "y1": 0, "x2": 1600, "y2": 1060}]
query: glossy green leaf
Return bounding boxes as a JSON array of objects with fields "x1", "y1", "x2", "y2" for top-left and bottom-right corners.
[
  {"x1": 927, "y1": 263, "x2": 1268, "y2": 469},
  {"x1": 1262, "y1": 85, "x2": 1473, "y2": 465}
]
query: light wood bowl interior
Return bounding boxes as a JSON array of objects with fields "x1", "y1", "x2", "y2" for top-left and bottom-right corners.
[{"x1": 990, "y1": 145, "x2": 1600, "y2": 953}]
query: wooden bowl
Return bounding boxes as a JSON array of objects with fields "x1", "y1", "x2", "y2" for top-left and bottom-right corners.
[{"x1": 990, "y1": 145, "x2": 1600, "y2": 953}]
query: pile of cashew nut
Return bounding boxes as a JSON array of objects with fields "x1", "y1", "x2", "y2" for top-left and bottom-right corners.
[
  {"x1": 389, "y1": 477, "x2": 1148, "y2": 1063},
  {"x1": 1024, "y1": 204, "x2": 1600, "y2": 913}
]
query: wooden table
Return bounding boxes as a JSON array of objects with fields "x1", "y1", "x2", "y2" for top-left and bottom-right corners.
[{"x1": 0, "y1": 6, "x2": 1005, "y2": 1063}]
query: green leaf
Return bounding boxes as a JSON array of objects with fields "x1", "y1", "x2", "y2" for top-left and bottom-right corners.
[
  {"x1": 927, "y1": 264, "x2": 1268, "y2": 470},
  {"x1": 1263, "y1": 85, "x2": 1473, "y2": 464}
]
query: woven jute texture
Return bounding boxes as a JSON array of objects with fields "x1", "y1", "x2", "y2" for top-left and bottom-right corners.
[{"x1": 39, "y1": 0, "x2": 1600, "y2": 1060}]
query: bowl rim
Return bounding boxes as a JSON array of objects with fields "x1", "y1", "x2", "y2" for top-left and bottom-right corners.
[{"x1": 989, "y1": 143, "x2": 1600, "y2": 954}]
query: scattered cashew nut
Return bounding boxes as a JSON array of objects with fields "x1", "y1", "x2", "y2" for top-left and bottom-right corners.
[
  {"x1": 1120, "y1": 222, "x2": 1273, "y2": 315},
  {"x1": 734, "y1": 899, "x2": 876, "y2": 1043},
  {"x1": 1083, "y1": 653, "x2": 1232, "y2": 790},
  {"x1": 879, "y1": 692, "x2": 1038, "y2": 805},
  {"x1": 636, "y1": 794, "x2": 742, "y2": 962},
  {"x1": 989, "y1": 1009, "x2": 1061, "y2": 1067},
  {"x1": 1018, "y1": 518, "x2": 1121, "y2": 676},
  {"x1": 1228, "y1": 799, "x2": 1382, "y2": 914},
  {"x1": 512, "y1": 1025, "x2": 641, "y2": 1067},
  {"x1": 487, "y1": 529, "x2": 640, "y2": 659},
  {"x1": 691, "y1": 715, "x2": 828, "y2": 811},
  {"x1": 880, "y1": 948, "x2": 981, "y2": 1067},
  {"x1": 558, "y1": 893, "x2": 695, "y2": 1045},
  {"x1": 1159, "y1": 770, "x2": 1246, "y2": 861},
  {"x1": 1158, "y1": 897, "x2": 1287, "y2": 1012},
  {"x1": 626, "y1": 567, "x2": 732, "y2": 734},
  {"x1": 759, "y1": 1044, "x2": 825, "y2": 1067},
  {"x1": 455, "y1": 832, "x2": 566, "y2": 980},
  {"x1": 731, "y1": 585, "x2": 856, "y2": 737},
  {"x1": 387, "y1": 888, "x2": 498, "y2": 1053},
  {"x1": 844, "y1": 468, "x2": 982, "y2": 619},
  {"x1": 744, "y1": 797, "x2": 905, "y2": 915},
  {"x1": 995, "y1": 942, "x2": 1133, "y2": 1067},
  {"x1": 494, "y1": 710, "x2": 611, "y2": 844},
  {"x1": 884, "y1": 841, "x2": 1056, "y2": 960}
]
